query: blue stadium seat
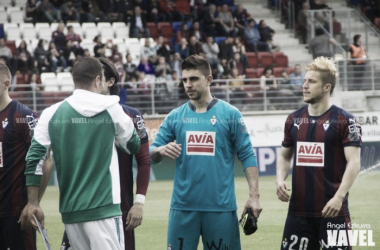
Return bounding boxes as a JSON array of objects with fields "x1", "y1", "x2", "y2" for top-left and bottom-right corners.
[
  {"x1": 172, "y1": 22, "x2": 183, "y2": 33},
  {"x1": 214, "y1": 36, "x2": 226, "y2": 45}
]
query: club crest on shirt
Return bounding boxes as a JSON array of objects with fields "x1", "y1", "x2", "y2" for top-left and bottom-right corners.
[
  {"x1": 186, "y1": 131, "x2": 215, "y2": 156},
  {"x1": 210, "y1": 115, "x2": 217, "y2": 126},
  {"x1": 2, "y1": 118, "x2": 8, "y2": 128},
  {"x1": 282, "y1": 238, "x2": 288, "y2": 249},
  {"x1": 296, "y1": 142, "x2": 325, "y2": 167},
  {"x1": 323, "y1": 120, "x2": 330, "y2": 131}
]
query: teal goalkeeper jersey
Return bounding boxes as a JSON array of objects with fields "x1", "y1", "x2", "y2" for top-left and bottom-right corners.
[{"x1": 150, "y1": 98, "x2": 258, "y2": 212}]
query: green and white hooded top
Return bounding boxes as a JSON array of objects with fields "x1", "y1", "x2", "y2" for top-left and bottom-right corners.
[{"x1": 25, "y1": 89, "x2": 141, "y2": 224}]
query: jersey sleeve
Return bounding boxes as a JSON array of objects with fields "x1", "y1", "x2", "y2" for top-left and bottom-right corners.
[
  {"x1": 230, "y1": 109, "x2": 258, "y2": 170},
  {"x1": 108, "y1": 104, "x2": 141, "y2": 154},
  {"x1": 341, "y1": 114, "x2": 362, "y2": 147},
  {"x1": 25, "y1": 108, "x2": 51, "y2": 187},
  {"x1": 282, "y1": 114, "x2": 294, "y2": 148},
  {"x1": 149, "y1": 112, "x2": 176, "y2": 163}
]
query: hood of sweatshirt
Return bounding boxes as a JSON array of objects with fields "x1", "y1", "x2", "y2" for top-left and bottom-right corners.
[{"x1": 66, "y1": 89, "x2": 120, "y2": 117}]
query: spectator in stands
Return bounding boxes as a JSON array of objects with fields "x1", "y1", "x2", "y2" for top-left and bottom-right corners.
[
  {"x1": 52, "y1": 23, "x2": 66, "y2": 51},
  {"x1": 176, "y1": 23, "x2": 190, "y2": 44},
  {"x1": 218, "y1": 4, "x2": 239, "y2": 37},
  {"x1": 289, "y1": 64, "x2": 304, "y2": 87},
  {"x1": 0, "y1": 38, "x2": 14, "y2": 72},
  {"x1": 230, "y1": 52, "x2": 245, "y2": 75},
  {"x1": 60, "y1": 0, "x2": 80, "y2": 22},
  {"x1": 39, "y1": 0, "x2": 62, "y2": 23},
  {"x1": 260, "y1": 66, "x2": 277, "y2": 90},
  {"x1": 26, "y1": 0, "x2": 41, "y2": 24},
  {"x1": 48, "y1": 41, "x2": 67, "y2": 72},
  {"x1": 348, "y1": 34, "x2": 369, "y2": 88},
  {"x1": 159, "y1": 0, "x2": 184, "y2": 22},
  {"x1": 203, "y1": 4, "x2": 226, "y2": 37},
  {"x1": 130, "y1": 6, "x2": 150, "y2": 39},
  {"x1": 111, "y1": 45, "x2": 123, "y2": 61},
  {"x1": 155, "y1": 36, "x2": 172, "y2": 64},
  {"x1": 309, "y1": 27, "x2": 337, "y2": 59},
  {"x1": 61, "y1": 39, "x2": 75, "y2": 69},
  {"x1": 141, "y1": 39, "x2": 158, "y2": 65},
  {"x1": 124, "y1": 53, "x2": 138, "y2": 81},
  {"x1": 170, "y1": 52, "x2": 183, "y2": 77},
  {"x1": 232, "y1": 36, "x2": 249, "y2": 68},
  {"x1": 278, "y1": 68, "x2": 291, "y2": 85},
  {"x1": 147, "y1": 0, "x2": 166, "y2": 23},
  {"x1": 218, "y1": 36, "x2": 235, "y2": 63},
  {"x1": 244, "y1": 19, "x2": 270, "y2": 54},
  {"x1": 86, "y1": 0, "x2": 107, "y2": 22},
  {"x1": 93, "y1": 35, "x2": 112, "y2": 58},
  {"x1": 174, "y1": 38, "x2": 190, "y2": 60},
  {"x1": 83, "y1": 48, "x2": 92, "y2": 58},
  {"x1": 155, "y1": 56, "x2": 172, "y2": 81},
  {"x1": 189, "y1": 21, "x2": 202, "y2": 42},
  {"x1": 202, "y1": 36, "x2": 220, "y2": 70},
  {"x1": 99, "y1": 0, "x2": 125, "y2": 22},
  {"x1": 113, "y1": 54, "x2": 126, "y2": 83},
  {"x1": 34, "y1": 39, "x2": 51, "y2": 73},
  {"x1": 229, "y1": 67, "x2": 247, "y2": 102},
  {"x1": 176, "y1": 0, "x2": 193, "y2": 21},
  {"x1": 297, "y1": 1, "x2": 311, "y2": 44},
  {"x1": 66, "y1": 25, "x2": 82, "y2": 45},
  {"x1": 15, "y1": 40, "x2": 35, "y2": 74},
  {"x1": 258, "y1": 20, "x2": 281, "y2": 52},
  {"x1": 234, "y1": 4, "x2": 251, "y2": 37},
  {"x1": 189, "y1": 36, "x2": 203, "y2": 56},
  {"x1": 137, "y1": 56, "x2": 155, "y2": 75}
]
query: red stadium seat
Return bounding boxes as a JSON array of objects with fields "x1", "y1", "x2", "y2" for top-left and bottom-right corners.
[
  {"x1": 147, "y1": 22, "x2": 158, "y2": 39},
  {"x1": 286, "y1": 67, "x2": 294, "y2": 75},
  {"x1": 5, "y1": 40, "x2": 16, "y2": 54},
  {"x1": 246, "y1": 52, "x2": 259, "y2": 68},
  {"x1": 246, "y1": 68, "x2": 258, "y2": 79},
  {"x1": 256, "y1": 67, "x2": 264, "y2": 77},
  {"x1": 333, "y1": 20, "x2": 341, "y2": 35},
  {"x1": 274, "y1": 54, "x2": 289, "y2": 67},
  {"x1": 375, "y1": 18, "x2": 380, "y2": 30},
  {"x1": 158, "y1": 22, "x2": 173, "y2": 39},
  {"x1": 274, "y1": 67, "x2": 286, "y2": 77},
  {"x1": 258, "y1": 52, "x2": 274, "y2": 67}
]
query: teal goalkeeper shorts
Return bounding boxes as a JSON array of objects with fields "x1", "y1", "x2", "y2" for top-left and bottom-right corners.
[{"x1": 167, "y1": 209, "x2": 241, "y2": 250}]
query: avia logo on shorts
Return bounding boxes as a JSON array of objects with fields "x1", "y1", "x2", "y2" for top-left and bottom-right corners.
[
  {"x1": 186, "y1": 131, "x2": 216, "y2": 156},
  {"x1": 296, "y1": 142, "x2": 324, "y2": 167}
]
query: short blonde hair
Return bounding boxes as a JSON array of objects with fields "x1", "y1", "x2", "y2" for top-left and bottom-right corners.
[
  {"x1": 306, "y1": 57, "x2": 338, "y2": 94},
  {"x1": 0, "y1": 62, "x2": 11, "y2": 84}
]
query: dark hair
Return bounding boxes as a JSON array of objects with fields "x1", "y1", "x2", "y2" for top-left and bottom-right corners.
[
  {"x1": 67, "y1": 25, "x2": 73, "y2": 30},
  {"x1": 72, "y1": 58, "x2": 103, "y2": 89},
  {"x1": 99, "y1": 57, "x2": 120, "y2": 95},
  {"x1": 93, "y1": 35, "x2": 101, "y2": 43},
  {"x1": 248, "y1": 18, "x2": 256, "y2": 24},
  {"x1": 259, "y1": 20, "x2": 265, "y2": 27},
  {"x1": 263, "y1": 66, "x2": 273, "y2": 76},
  {"x1": 37, "y1": 39, "x2": 44, "y2": 48},
  {"x1": 18, "y1": 40, "x2": 27, "y2": 51},
  {"x1": 315, "y1": 27, "x2": 324, "y2": 36},
  {"x1": 353, "y1": 34, "x2": 361, "y2": 44},
  {"x1": 181, "y1": 55, "x2": 211, "y2": 78}
]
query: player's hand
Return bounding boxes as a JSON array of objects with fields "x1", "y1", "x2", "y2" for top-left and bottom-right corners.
[
  {"x1": 125, "y1": 203, "x2": 144, "y2": 231},
  {"x1": 322, "y1": 196, "x2": 343, "y2": 218},
  {"x1": 242, "y1": 196, "x2": 262, "y2": 219},
  {"x1": 160, "y1": 142, "x2": 182, "y2": 160},
  {"x1": 276, "y1": 180, "x2": 291, "y2": 202},
  {"x1": 19, "y1": 203, "x2": 44, "y2": 231}
]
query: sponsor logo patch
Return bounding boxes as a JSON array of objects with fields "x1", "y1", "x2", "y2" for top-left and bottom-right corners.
[
  {"x1": 186, "y1": 131, "x2": 215, "y2": 156},
  {"x1": 296, "y1": 142, "x2": 324, "y2": 167}
]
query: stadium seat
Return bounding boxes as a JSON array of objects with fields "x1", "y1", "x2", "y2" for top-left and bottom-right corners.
[
  {"x1": 0, "y1": 10, "x2": 8, "y2": 23},
  {"x1": 246, "y1": 68, "x2": 258, "y2": 79},
  {"x1": 41, "y1": 73, "x2": 59, "y2": 92},
  {"x1": 84, "y1": 26, "x2": 99, "y2": 40},
  {"x1": 214, "y1": 36, "x2": 226, "y2": 45},
  {"x1": 35, "y1": 23, "x2": 50, "y2": 32},
  {"x1": 246, "y1": 52, "x2": 259, "y2": 68},
  {"x1": 6, "y1": 27, "x2": 21, "y2": 40},
  {"x1": 22, "y1": 27, "x2": 37, "y2": 40},
  {"x1": 5, "y1": 40, "x2": 16, "y2": 54},
  {"x1": 14, "y1": 0, "x2": 27, "y2": 7},
  {"x1": 9, "y1": 10, "x2": 24, "y2": 23},
  {"x1": 97, "y1": 22, "x2": 111, "y2": 31},
  {"x1": 332, "y1": 20, "x2": 341, "y2": 35},
  {"x1": 112, "y1": 22, "x2": 126, "y2": 30},
  {"x1": 4, "y1": 23, "x2": 18, "y2": 33},
  {"x1": 38, "y1": 26, "x2": 52, "y2": 41},
  {"x1": 158, "y1": 22, "x2": 173, "y2": 39},
  {"x1": 67, "y1": 22, "x2": 81, "y2": 29},
  {"x1": 0, "y1": 0, "x2": 11, "y2": 7},
  {"x1": 19, "y1": 23, "x2": 33, "y2": 30},
  {"x1": 147, "y1": 22, "x2": 158, "y2": 39},
  {"x1": 273, "y1": 53, "x2": 289, "y2": 67},
  {"x1": 258, "y1": 52, "x2": 274, "y2": 67},
  {"x1": 81, "y1": 22, "x2": 96, "y2": 30},
  {"x1": 115, "y1": 26, "x2": 129, "y2": 39},
  {"x1": 273, "y1": 67, "x2": 285, "y2": 77},
  {"x1": 6, "y1": 6, "x2": 22, "y2": 15},
  {"x1": 57, "y1": 72, "x2": 74, "y2": 91},
  {"x1": 100, "y1": 26, "x2": 114, "y2": 40},
  {"x1": 256, "y1": 68, "x2": 264, "y2": 77},
  {"x1": 374, "y1": 18, "x2": 380, "y2": 30},
  {"x1": 80, "y1": 39, "x2": 96, "y2": 56},
  {"x1": 139, "y1": 38, "x2": 156, "y2": 47}
]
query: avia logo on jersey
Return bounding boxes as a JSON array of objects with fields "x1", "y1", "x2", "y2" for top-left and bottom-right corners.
[
  {"x1": 296, "y1": 142, "x2": 324, "y2": 167},
  {"x1": 2, "y1": 118, "x2": 8, "y2": 128},
  {"x1": 186, "y1": 131, "x2": 216, "y2": 156}
]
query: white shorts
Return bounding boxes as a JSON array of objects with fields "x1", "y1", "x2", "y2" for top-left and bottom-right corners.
[{"x1": 65, "y1": 216, "x2": 124, "y2": 250}]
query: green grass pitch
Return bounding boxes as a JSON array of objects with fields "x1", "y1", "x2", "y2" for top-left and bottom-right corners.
[{"x1": 37, "y1": 172, "x2": 380, "y2": 249}]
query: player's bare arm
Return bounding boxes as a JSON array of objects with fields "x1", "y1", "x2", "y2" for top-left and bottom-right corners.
[
  {"x1": 151, "y1": 142, "x2": 182, "y2": 161},
  {"x1": 276, "y1": 146, "x2": 293, "y2": 202},
  {"x1": 38, "y1": 154, "x2": 53, "y2": 202},
  {"x1": 322, "y1": 146, "x2": 361, "y2": 218},
  {"x1": 243, "y1": 167, "x2": 262, "y2": 219},
  {"x1": 19, "y1": 186, "x2": 44, "y2": 231}
]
